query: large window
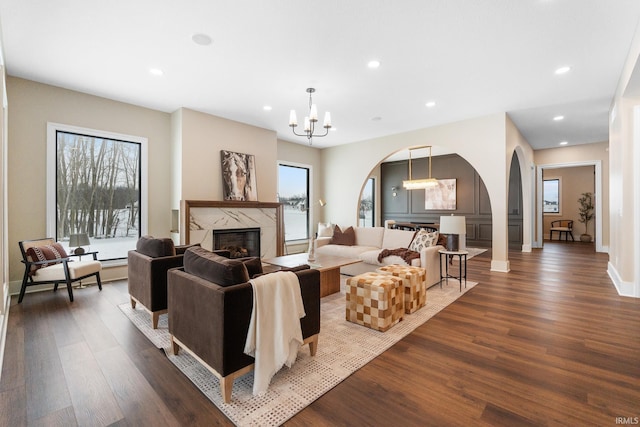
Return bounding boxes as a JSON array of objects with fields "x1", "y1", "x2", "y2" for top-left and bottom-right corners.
[
  {"x1": 278, "y1": 163, "x2": 310, "y2": 241},
  {"x1": 543, "y1": 178, "x2": 561, "y2": 214},
  {"x1": 47, "y1": 123, "x2": 148, "y2": 262},
  {"x1": 359, "y1": 177, "x2": 375, "y2": 227}
]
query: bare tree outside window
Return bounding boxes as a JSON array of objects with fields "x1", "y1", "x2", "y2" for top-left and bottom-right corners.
[{"x1": 47, "y1": 123, "x2": 148, "y2": 261}]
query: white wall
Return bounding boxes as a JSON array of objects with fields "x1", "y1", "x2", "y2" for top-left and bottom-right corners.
[
  {"x1": 0, "y1": 39, "x2": 9, "y2": 377},
  {"x1": 609, "y1": 20, "x2": 640, "y2": 297},
  {"x1": 320, "y1": 113, "x2": 526, "y2": 272}
]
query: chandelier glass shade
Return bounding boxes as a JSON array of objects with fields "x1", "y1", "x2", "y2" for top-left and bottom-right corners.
[
  {"x1": 289, "y1": 88, "x2": 332, "y2": 145},
  {"x1": 402, "y1": 146, "x2": 438, "y2": 189}
]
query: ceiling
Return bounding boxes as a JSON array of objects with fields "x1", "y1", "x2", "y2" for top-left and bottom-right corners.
[{"x1": 1, "y1": 0, "x2": 639, "y2": 151}]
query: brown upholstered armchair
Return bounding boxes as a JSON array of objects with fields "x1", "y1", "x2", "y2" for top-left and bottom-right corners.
[
  {"x1": 127, "y1": 236, "x2": 203, "y2": 328},
  {"x1": 167, "y1": 246, "x2": 321, "y2": 403}
]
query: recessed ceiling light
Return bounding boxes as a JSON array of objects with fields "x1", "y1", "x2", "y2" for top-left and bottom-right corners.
[
  {"x1": 560, "y1": 141, "x2": 568, "y2": 145},
  {"x1": 149, "y1": 68, "x2": 164, "y2": 76},
  {"x1": 425, "y1": 101, "x2": 436, "y2": 108},
  {"x1": 192, "y1": 33, "x2": 212, "y2": 46},
  {"x1": 555, "y1": 66, "x2": 571, "y2": 75},
  {"x1": 367, "y1": 60, "x2": 381, "y2": 69},
  {"x1": 553, "y1": 115, "x2": 565, "y2": 121},
  {"x1": 263, "y1": 105, "x2": 272, "y2": 111}
]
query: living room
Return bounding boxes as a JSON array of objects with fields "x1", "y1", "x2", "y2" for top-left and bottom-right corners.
[{"x1": 1, "y1": 1, "x2": 640, "y2": 425}]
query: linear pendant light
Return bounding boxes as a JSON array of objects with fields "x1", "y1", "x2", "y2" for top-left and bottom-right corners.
[{"x1": 402, "y1": 146, "x2": 438, "y2": 189}]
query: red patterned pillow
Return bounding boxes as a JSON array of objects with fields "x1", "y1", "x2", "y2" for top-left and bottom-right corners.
[{"x1": 26, "y1": 243, "x2": 69, "y2": 275}]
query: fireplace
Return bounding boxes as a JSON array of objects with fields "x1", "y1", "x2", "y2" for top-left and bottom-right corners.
[{"x1": 212, "y1": 227, "x2": 261, "y2": 258}]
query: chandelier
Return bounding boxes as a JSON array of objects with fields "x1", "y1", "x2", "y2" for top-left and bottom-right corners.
[
  {"x1": 402, "y1": 146, "x2": 438, "y2": 189},
  {"x1": 289, "y1": 88, "x2": 332, "y2": 145}
]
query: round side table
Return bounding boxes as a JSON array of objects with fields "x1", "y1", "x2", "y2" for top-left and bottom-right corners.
[{"x1": 438, "y1": 249, "x2": 468, "y2": 291}]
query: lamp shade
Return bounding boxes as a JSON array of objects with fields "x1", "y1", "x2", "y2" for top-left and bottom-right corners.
[
  {"x1": 439, "y1": 215, "x2": 466, "y2": 235},
  {"x1": 69, "y1": 233, "x2": 90, "y2": 247},
  {"x1": 439, "y1": 215, "x2": 466, "y2": 251}
]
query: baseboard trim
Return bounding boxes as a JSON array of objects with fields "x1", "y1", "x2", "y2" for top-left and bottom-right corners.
[
  {"x1": 607, "y1": 262, "x2": 640, "y2": 298},
  {"x1": 0, "y1": 287, "x2": 10, "y2": 383},
  {"x1": 490, "y1": 259, "x2": 510, "y2": 273}
]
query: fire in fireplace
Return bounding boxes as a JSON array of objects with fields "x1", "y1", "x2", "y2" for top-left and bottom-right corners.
[{"x1": 212, "y1": 227, "x2": 261, "y2": 258}]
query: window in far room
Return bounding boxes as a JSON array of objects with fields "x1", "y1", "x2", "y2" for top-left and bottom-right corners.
[
  {"x1": 543, "y1": 177, "x2": 561, "y2": 214},
  {"x1": 359, "y1": 177, "x2": 375, "y2": 227},
  {"x1": 278, "y1": 163, "x2": 310, "y2": 241},
  {"x1": 46, "y1": 123, "x2": 148, "y2": 262}
]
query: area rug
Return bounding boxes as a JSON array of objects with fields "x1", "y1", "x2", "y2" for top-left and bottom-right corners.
[
  {"x1": 465, "y1": 247, "x2": 487, "y2": 259},
  {"x1": 119, "y1": 278, "x2": 477, "y2": 426}
]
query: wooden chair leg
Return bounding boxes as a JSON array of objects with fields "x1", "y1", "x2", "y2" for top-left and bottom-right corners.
[
  {"x1": 96, "y1": 272, "x2": 102, "y2": 291},
  {"x1": 308, "y1": 335, "x2": 319, "y2": 356},
  {"x1": 152, "y1": 312, "x2": 160, "y2": 329},
  {"x1": 170, "y1": 336, "x2": 180, "y2": 355},
  {"x1": 221, "y1": 377, "x2": 234, "y2": 403}
]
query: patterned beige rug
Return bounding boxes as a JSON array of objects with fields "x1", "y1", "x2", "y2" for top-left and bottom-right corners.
[{"x1": 119, "y1": 277, "x2": 477, "y2": 426}]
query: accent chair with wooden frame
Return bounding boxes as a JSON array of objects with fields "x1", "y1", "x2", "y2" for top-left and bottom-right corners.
[
  {"x1": 549, "y1": 220, "x2": 574, "y2": 241},
  {"x1": 18, "y1": 237, "x2": 102, "y2": 303}
]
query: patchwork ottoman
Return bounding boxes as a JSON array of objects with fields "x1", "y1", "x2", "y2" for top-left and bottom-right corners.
[
  {"x1": 376, "y1": 264, "x2": 427, "y2": 314},
  {"x1": 345, "y1": 272, "x2": 404, "y2": 332}
]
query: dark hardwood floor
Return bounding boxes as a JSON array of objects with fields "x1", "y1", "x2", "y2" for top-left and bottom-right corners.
[{"x1": 1, "y1": 242, "x2": 639, "y2": 426}]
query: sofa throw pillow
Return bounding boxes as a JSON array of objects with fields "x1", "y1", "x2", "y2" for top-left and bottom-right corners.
[
  {"x1": 437, "y1": 233, "x2": 448, "y2": 250},
  {"x1": 409, "y1": 230, "x2": 439, "y2": 252},
  {"x1": 183, "y1": 247, "x2": 250, "y2": 287},
  {"x1": 239, "y1": 256, "x2": 264, "y2": 278},
  {"x1": 317, "y1": 222, "x2": 335, "y2": 238},
  {"x1": 136, "y1": 235, "x2": 176, "y2": 258},
  {"x1": 26, "y1": 243, "x2": 68, "y2": 275},
  {"x1": 329, "y1": 225, "x2": 356, "y2": 246}
]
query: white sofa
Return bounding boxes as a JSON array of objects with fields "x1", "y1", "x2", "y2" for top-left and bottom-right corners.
[{"x1": 315, "y1": 226, "x2": 444, "y2": 287}]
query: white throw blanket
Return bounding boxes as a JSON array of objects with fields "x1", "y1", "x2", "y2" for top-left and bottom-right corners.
[{"x1": 244, "y1": 271, "x2": 306, "y2": 395}]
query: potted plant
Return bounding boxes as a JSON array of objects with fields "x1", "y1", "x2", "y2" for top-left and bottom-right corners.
[{"x1": 577, "y1": 192, "x2": 594, "y2": 242}]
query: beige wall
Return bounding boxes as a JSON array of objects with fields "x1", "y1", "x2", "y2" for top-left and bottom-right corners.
[
  {"x1": 541, "y1": 165, "x2": 595, "y2": 239},
  {"x1": 535, "y1": 142, "x2": 610, "y2": 248},
  {"x1": 6, "y1": 77, "x2": 172, "y2": 284},
  {"x1": 180, "y1": 108, "x2": 277, "y2": 202}
]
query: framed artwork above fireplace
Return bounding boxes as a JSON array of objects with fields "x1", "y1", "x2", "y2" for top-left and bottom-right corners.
[{"x1": 220, "y1": 150, "x2": 258, "y2": 201}]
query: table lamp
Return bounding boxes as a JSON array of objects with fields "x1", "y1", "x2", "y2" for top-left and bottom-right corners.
[
  {"x1": 69, "y1": 233, "x2": 90, "y2": 255},
  {"x1": 439, "y1": 215, "x2": 466, "y2": 251}
]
